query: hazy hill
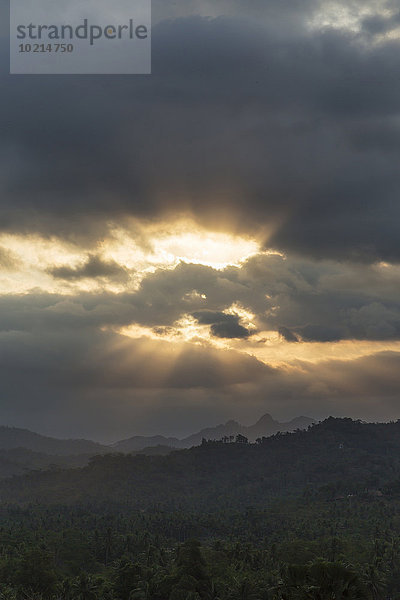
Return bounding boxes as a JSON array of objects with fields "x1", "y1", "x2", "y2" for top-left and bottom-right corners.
[
  {"x1": 0, "y1": 415, "x2": 313, "y2": 478},
  {"x1": 1, "y1": 417, "x2": 398, "y2": 508},
  {"x1": 113, "y1": 435, "x2": 180, "y2": 452},
  {"x1": 133, "y1": 445, "x2": 176, "y2": 456},
  {"x1": 0, "y1": 426, "x2": 109, "y2": 456},
  {"x1": 112, "y1": 413, "x2": 315, "y2": 452}
]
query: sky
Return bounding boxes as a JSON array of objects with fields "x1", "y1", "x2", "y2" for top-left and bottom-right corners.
[{"x1": 1, "y1": 0, "x2": 400, "y2": 442}]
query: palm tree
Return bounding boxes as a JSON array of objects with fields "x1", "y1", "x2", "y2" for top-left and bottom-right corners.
[
  {"x1": 0, "y1": 587, "x2": 17, "y2": 600},
  {"x1": 58, "y1": 579, "x2": 73, "y2": 600},
  {"x1": 72, "y1": 574, "x2": 99, "y2": 600},
  {"x1": 228, "y1": 577, "x2": 259, "y2": 600},
  {"x1": 204, "y1": 580, "x2": 222, "y2": 600},
  {"x1": 308, "y1": 560, "x2": 368, "y2": 600},
  {"x1": 129, "y1": 581, "x2": 151, "y2": 600},
  {"x1": 363, "y1": 564, "x2": 386, "y2": 600}
]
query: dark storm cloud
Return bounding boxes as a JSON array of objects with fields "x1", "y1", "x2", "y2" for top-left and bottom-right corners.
[
  {"x1": 210, "y1": 321, "x2": 250, "y2": 339},
  {"x1": 1, "y1": 0, "x2": 400, "y2": 260},
  {"x1": 192, "y1": 311, "x2": 237, "y2": 326},
  {"x1": 48, "y1": 255, "x2": 129, "y2": 282},
  {"x1": 278, "y1": 327, "x2": 299, "y2": 343},
  {"x1": 362, "y1": 11, "x2": 400, "y2": 35},
  {"x1": 192, "y1": 310, "x2": 251, "y2": 338},
  {"x1": 296, "y1": 324, "x2": 344, "y2": 342},
  {"x1": 233, "y1": 254, "x2": 400, "y2": 342}
]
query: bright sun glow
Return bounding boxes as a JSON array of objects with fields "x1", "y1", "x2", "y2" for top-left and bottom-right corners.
[
  {"x1": 102, "y1": 221, "x2": 262, "y2": 272},
  {"x1": 0, "y1": 220, "x2": 263, "y2": 295}
]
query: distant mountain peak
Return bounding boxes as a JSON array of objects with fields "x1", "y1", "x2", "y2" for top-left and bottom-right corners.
[{"x1": 254, "y1": 413, "x2": 275, "y2": 426}]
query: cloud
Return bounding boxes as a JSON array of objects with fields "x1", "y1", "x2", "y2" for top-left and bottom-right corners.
[
  {"x1": 192, "y1": 310, "x2": 251, "y2": 338},
  {"x1": 361, "y1": 11, "x2": 400, "y2": 35},
  {"x1": 1, "y1": 253, "x2": 400, "y2": 343},
  {"x1": 47, "y1": 254, "x2": 129, "y2": 282},
  {"x1": 0, "y1": 246, "x2": 19, "y2": 270},
  {"x1": 127, "y1": 255, "x2": 400, "y2": 343},
  {"x1": 278, "y1": 327, "x2": 299, "y2": 343},
  {"x1": 296, "y1": 324, "x2": 344, "y2": 343},
  {"x1": 210, "y1": 321, "x2": 250, "y2": 339},
  {"x1": 1, "y1": 2, "x2": 400, "y2": 261}
]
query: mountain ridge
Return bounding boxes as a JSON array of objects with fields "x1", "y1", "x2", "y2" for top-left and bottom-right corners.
[
  {"x1": 0, "y1": 413, "x2": 315, "y2": 462},
  {"x1": 0, "y1": 425, "x2": 110, "y2": 456},
  {"x1": 113, "y1": 413, "x2": 315, "y2": 452}
]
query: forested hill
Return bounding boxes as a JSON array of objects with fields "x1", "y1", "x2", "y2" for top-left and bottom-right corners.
[
  {"x1": 0, "y1": 426, "x2": 109, "y2": 455},
  {"x1": 1, "y1": 417, "x2": 400, "y2": 508}
]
